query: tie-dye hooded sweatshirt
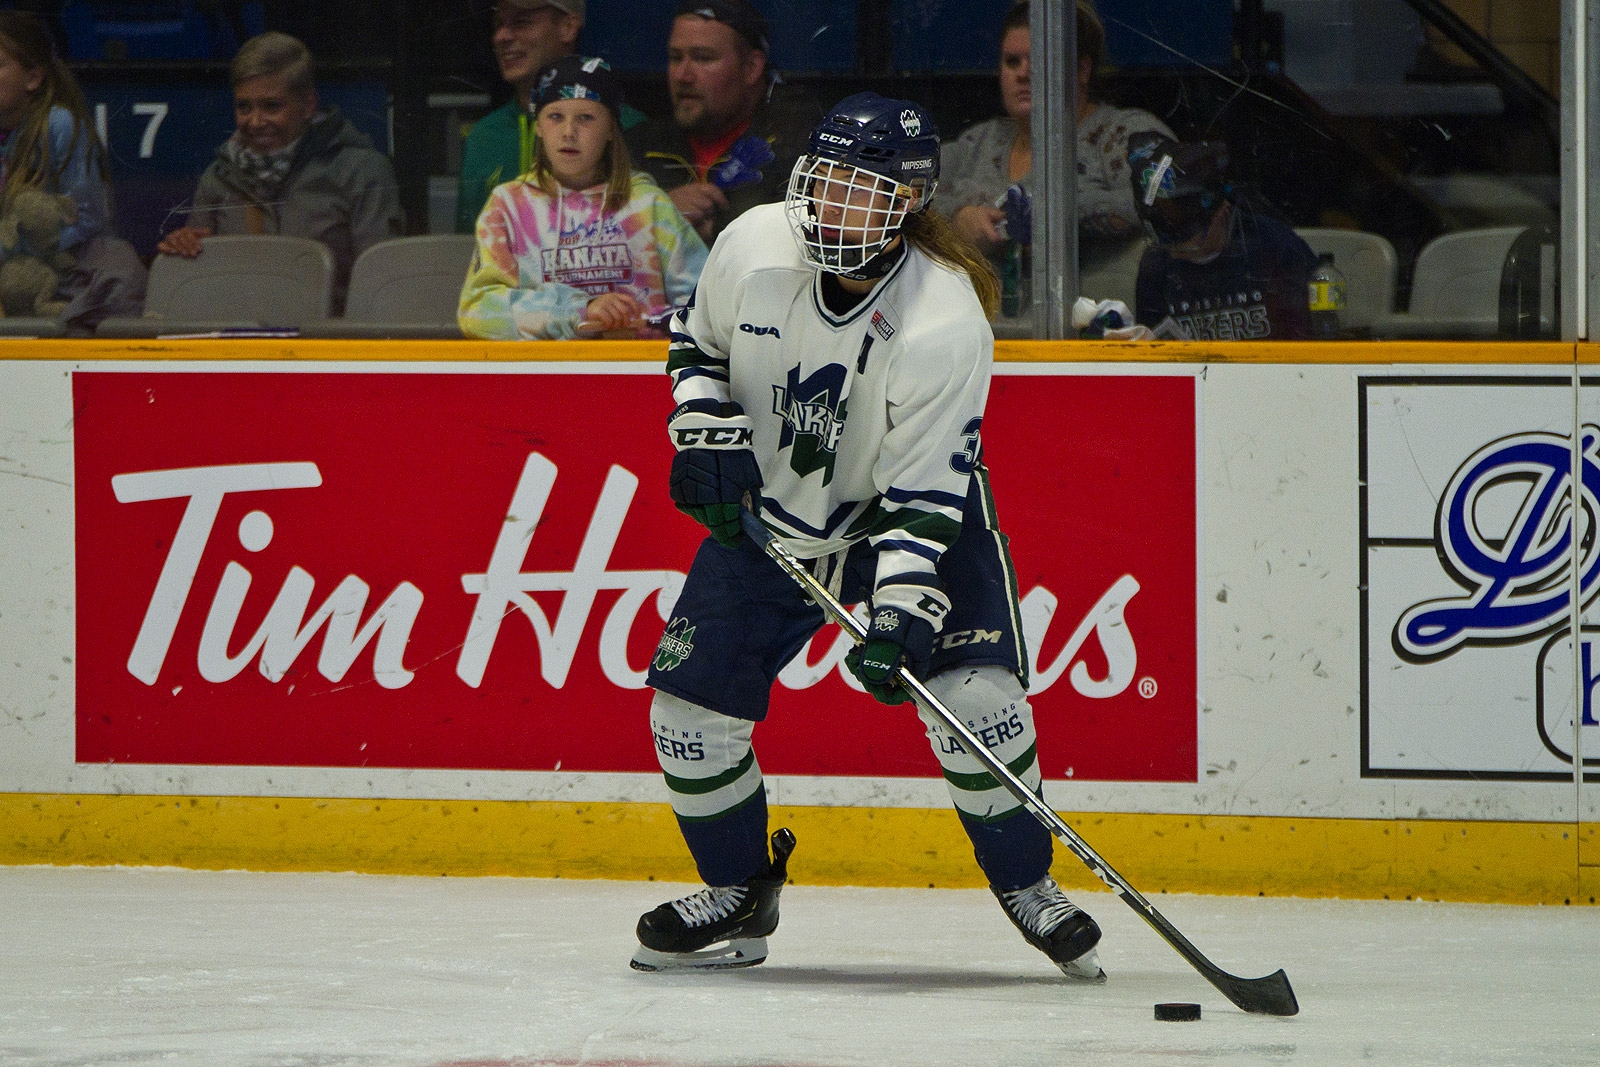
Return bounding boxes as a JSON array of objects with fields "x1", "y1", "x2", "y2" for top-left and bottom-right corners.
[{"x1": 459, "y1": 171, "x2": 707, "y2": 340}]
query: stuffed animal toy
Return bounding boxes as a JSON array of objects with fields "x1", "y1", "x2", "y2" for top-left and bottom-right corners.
[{"x1": 0, "y1": 187, "x2": 77, "y2": 317}]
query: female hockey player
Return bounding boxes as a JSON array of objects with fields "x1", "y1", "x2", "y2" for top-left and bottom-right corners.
[
  {"x1": 632, "y1": 92, "x2": 1105, "y2": 982},
  {"x1": 458, "y1": 56, "x2": 706, "y2": 340}
]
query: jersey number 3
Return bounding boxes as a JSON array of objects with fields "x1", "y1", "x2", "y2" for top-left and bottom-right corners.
[{"x1": 950, "y1": 416, "x2": 982, "y2": 476}]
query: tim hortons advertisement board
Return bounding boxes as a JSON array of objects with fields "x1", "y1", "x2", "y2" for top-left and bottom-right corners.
[
  {"x1": 73, "y1": 368, "x2": 1198, "y2": 783},
  {"x1": 1362, "y1": 375, "x2": 1599, "y2": 781}
]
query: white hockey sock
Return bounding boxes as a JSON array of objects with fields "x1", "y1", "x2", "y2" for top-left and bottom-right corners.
[
  {"x1": 650, "y1": 691, "x2": 764, "y2": 821},
  {"x1": 918, "y1": 666, "x2": 1042, "y2": 822}
]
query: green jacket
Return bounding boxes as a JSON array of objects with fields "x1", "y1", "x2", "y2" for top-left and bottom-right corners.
[{"x1": 456, "y1": 98, "x2": 645, "y2": 234}]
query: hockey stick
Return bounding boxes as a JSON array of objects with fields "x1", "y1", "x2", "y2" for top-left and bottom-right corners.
[{"x1": 738, "y1": 509, "x2": 1299, "y2": 1017}]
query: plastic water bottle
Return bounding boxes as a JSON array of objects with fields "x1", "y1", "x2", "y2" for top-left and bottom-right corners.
[
  {"x1": 1001, "y1": 242, "x2": 1020, "y2": 319},
  {"x1": 1308, "y1": 253, "x2": 1347, "y2": 339}
]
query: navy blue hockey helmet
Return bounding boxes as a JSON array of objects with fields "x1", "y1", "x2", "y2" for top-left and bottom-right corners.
[
  {"x1": 1127, "y1": 132, "x2": 1231, "y2": 246},
  {"x1": 786, "y1": 92, "x2": 941, "y2": 275}
]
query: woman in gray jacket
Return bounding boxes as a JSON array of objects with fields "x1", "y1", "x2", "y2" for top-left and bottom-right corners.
[{"x1": 157, "y1": 32, "x2": 403, "y2": 313}]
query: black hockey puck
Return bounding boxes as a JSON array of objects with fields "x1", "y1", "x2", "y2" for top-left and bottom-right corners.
[{"x1": 1154, "y1": 1002, "x2": 1202, "y2": 1022}]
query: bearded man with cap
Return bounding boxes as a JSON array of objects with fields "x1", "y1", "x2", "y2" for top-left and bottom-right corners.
[
  {"x1": 455, "y1": 0, "x2": 645, "y2": 232},
  {"x1": 628, "y1": 0, "x2": 819, "y2": 244},
  {"x1": 1128, "y1": 132, "x2": 1317, "y2": 341}
]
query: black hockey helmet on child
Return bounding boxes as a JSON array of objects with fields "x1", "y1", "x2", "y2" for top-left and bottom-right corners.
[
  {"x1": 785, "y1": 92, "x2": 940, "y2": 277},
  {"x1": 1127, "y1": 132, "x2": 1231, "y2": 247}
]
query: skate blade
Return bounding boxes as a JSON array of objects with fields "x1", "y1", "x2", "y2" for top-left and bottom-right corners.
[
  {"x1": 629, "y1": 937, "x2": 769, "y2": 972},
  {"x1": 1055, "y1": 947, "x2": 1107, "y2": 983}
]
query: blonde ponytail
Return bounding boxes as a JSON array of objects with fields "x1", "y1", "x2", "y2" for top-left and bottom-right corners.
[{"x1": 901, "y1": 208, "x2": 1003, "y2": 320}]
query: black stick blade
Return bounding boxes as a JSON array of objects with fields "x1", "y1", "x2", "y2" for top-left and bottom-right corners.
[{"x1": 1209, "y1": 967, "x2": 1299, "y2": 1016}]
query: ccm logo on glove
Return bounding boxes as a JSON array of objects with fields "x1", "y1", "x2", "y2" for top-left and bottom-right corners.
[{"x1": 673, "y1": 425, "x2": 754, "y2": 448}]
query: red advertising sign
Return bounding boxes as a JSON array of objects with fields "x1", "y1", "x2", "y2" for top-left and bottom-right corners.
[{"x1": 74, "y1": 369, "x2": 1195, "y2": 782}]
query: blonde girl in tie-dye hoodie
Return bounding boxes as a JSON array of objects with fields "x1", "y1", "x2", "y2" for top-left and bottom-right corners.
[{"x1": 459, "y1": 56, "x2": 706, "y2": 340}]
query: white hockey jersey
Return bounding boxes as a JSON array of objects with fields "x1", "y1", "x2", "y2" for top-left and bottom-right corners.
[{"x1": 667, "y1": 202, "x2": 994, "y2": 630}]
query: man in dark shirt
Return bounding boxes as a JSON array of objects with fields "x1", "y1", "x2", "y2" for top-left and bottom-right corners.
[
  {"x1": 627, "y1": 0, "x2": 818, "y2": 245},
  {"x1": 1128, "y1": 133, "x2": 1316, "y2": 340}
]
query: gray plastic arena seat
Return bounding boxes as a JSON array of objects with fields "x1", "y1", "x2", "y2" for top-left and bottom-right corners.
[
  {"x1": 97, "y1": 234, "x2": 334, "y2": 337},
  {"x1": 1294, "y1": 228, "x2": 1398, "y2": 332},
  {"x1": 0, "y1": 316, "x2": 66, "y2": 338},
  {"x1": 1375, "y1": 225, "x2": 1525, "y2": 338},
  {"x1": 302, "y1": 234, "x2": 475, "y2": 339}
]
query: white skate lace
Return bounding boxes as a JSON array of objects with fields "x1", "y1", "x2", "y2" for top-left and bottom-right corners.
[
  {"x1": 1001, "y1": 876, "x2": 1082, "y2": 936},
  {"x1": 670, "y1": 885, "x2": 749, "y2": 928}
]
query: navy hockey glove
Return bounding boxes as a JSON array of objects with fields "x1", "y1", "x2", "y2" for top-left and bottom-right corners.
[
  {"x1": 666, "y1": 399, "x2": 762, "y2": 546},
  {"x1": 845, "y1": 605, "x2": 935, "y2": 706},
  {"x1": 1002, "y1": 182, "x2": 1033, "y2": 246},
  {"x1": 669, "y1": 448, "x2": 763, "y2": 546}
]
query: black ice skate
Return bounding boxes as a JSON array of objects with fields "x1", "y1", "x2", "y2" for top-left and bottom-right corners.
[
  {"x1": 630, "y1": 828, "x2": 796, "y2": 972},
  {"x1": 993, "y1": 874, "x2": 1106, "y2": 982}
]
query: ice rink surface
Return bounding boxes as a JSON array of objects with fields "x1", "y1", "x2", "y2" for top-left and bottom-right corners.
[{"x1": 2, "y1": 865, "x2": 1595, "y2": 1067}]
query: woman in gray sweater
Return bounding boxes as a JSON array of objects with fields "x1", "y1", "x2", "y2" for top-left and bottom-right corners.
[{"x1": 937, "y1": 2, "x2": 1172, "y2": 314}]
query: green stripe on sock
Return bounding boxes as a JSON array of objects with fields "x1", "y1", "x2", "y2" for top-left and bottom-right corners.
[
  {"x1": 940, "y1": 743, "x2": 1038, "y2": 794},
  {"x1": 662, "y1": 748, "x2": 757, "y2": 797},
  {"x1": 672, "y1": 783, "x2": 765, "y2": 824}
]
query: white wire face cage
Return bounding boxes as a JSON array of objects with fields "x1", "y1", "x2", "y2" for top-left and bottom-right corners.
[{"x1": 784, "y1": 155, "x2": 933, "y2": 274}]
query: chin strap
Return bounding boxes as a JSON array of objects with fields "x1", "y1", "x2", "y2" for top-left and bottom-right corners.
[{"x1": 835, "y1": 237, "x2": 907, "y2": 282}]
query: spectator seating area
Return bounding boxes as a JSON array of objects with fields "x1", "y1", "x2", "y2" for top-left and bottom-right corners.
[
  {"x1": 1003, "y1": 224, "x2": 1557, "y2": 341},
  {"x1": 95, "y1": 234, "x2": 476, "y2": 340},
  {"x1": 1292, "y1": 225, "x2": 1556, "y2": 340},
  {"x1": 55, "y1": 225, "x2": 1562, "y2": 342},
  {"x1": 0, "y1": 315, "x2": 69, "y2": 339},
  {"x1": 1080, "y1": 238, "x2": 1149, "y2": 315},
  {"x1": 31, "y1": 0, "x2": 1561, "y2": 343}
]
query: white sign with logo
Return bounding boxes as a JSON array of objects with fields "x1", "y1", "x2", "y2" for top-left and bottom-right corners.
[{"x1": 1362, "y1": 375, "x2": 1597, "y2": 780}]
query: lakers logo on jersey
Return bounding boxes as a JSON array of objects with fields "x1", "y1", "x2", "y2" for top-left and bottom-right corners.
[{"x1": 771, "y1": 363, "x2": 849, "y2": 484}]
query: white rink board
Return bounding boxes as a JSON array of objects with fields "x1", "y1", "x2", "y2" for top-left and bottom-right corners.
[{"x1": 0, "y1": 358, "x2": 1593, "y2": 824}]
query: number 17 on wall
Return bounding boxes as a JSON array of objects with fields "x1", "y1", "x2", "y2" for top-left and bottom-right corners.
[{"x1": 93, "y1": 102, "x2": 169, "y2": 158}]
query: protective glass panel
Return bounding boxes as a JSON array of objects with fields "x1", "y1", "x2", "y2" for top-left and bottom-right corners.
[
  {"x1": 29, "y1": 0, "x2": 1567, "y2": 340},
  {"x1": 1061, "y1": 0, "x2": 1562, "y2": 341}
]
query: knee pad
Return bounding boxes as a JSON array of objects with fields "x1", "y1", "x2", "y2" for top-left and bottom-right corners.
[
  {"x1": 650, "y1": 691, "x2": 764, "y2": 821},
  {"x1": 919, "y1": 665, "x2": 1041, "y2": 821}
]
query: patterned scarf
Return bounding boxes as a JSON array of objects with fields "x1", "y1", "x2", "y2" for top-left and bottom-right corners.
[{"x1": 221, "y1": 135, "x2": 300, "y2": 202}]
